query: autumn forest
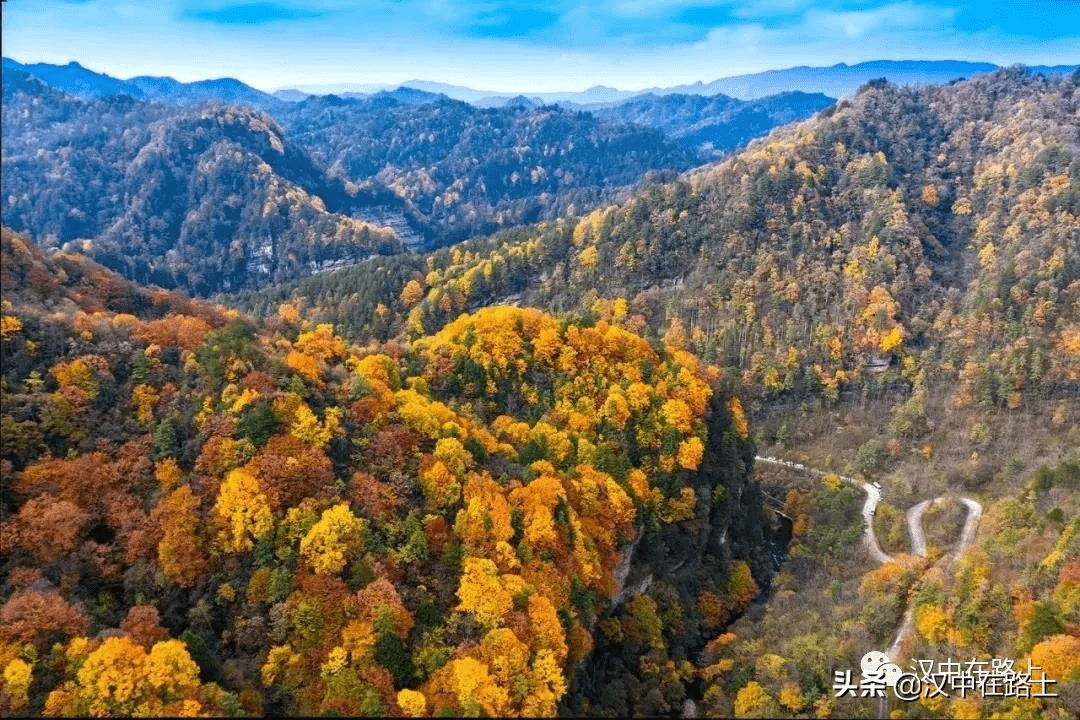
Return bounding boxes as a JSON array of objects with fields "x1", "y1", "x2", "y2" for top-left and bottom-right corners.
[{"x1": 1, "y1": 59, "x2": 1078, "y2": 719}]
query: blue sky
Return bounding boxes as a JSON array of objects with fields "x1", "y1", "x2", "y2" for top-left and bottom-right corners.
[{"x1": 3, "y1": 1, "x2": 1078, "y2": 92}]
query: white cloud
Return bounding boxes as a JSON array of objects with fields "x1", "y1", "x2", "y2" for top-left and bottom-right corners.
[
  {"x1": 2, "y1": 0, "x2": 1076, "y2": 92},
  {"x1": 807, "y1": 2, "x2": 957, "y2": 38}
]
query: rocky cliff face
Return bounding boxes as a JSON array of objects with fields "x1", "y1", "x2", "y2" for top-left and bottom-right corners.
[{"x1": 561, "y1": 391, "x2": 779, "y2": 716}]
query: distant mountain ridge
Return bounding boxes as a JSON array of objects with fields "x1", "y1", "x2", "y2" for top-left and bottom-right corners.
[
  {"x1": 237, "y1": 67, "x2": 1080, "y2": 418},
  {"x1": 2, "y1": 57, "x2": 837, "y2": 285},
  {"x1": 293, "y1": 59, "x2": 1078, "y2": 104},
  {"x1": 0, "y1": 70, "x2": 410, "y2": 294},
  {"x1": 1, "y1": 57, "x2": 280, "y2": 109},
  {"x1": 655, "y1": 59, "x2": 1002, "y2": 99},
  {"x1": 8, "y1": 57, "x2": 1076, "y2": 109},
  {"x1": 9, "y1": 56, "x2": 1074, "y2": 299},
  {"x1": 584, "y1": 91, "x2": 834, "y2": 150}
]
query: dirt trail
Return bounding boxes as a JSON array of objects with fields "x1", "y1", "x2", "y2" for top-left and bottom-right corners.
[
  {"x1": 906, "y1": 499, "x2": 932, "y2": 557},
  {"x1": 754, "y1": 456, "x2": 891, "y2": 562},
  {"x1": 887, "y1": 496, "x2": 982, "y2": 661},
  {"x1": 754, "y1": 456, "x2": 983, "y2": 664}
]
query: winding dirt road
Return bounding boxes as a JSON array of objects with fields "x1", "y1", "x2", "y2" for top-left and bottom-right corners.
[
  {"x1": 906, "y1": 499, "x2": 933, "y2": 557},
  {"x1": 906, "y1": 496, "x2": 984, "y2": 561},
  {"x1": 754, "y1": 456, "x2": 983, "y2": 664}
]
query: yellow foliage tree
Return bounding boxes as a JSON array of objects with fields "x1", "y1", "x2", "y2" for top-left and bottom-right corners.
[
  {"x1": 294, "y1": 324, "x2": 347, "y2": 364},
  {"x1": 1028, "y1": 634, "x2": 1080, "y2": 682},
  {"x1": 434, "y1": 437, "x2": 470, "y2": 478},
  {"x1": 456, "y1": 558, "x2": 514, "y2": 631},
  {"x1": 0, "y1": 314, "x2": 22, "y2": 339},
  {"x1": 2, "y1": 658, "x2": 31, "y2": 713},
  {"x1": 50, "y1": 636, "x2": 205, "y2": 717},
  {"x1": 156, "y1": 485, "x2": 208, "y2": 587},
  {"x1": 579, "y1": 245, "x2": 599, "y2": 270},
  {"x1": 400, "y1": 279, "x2": 424, "y2": 309},
  {"x1": 661, "y1": 398, "x2": 693, "y2": 433},
  {"x1": 727, "y1": 562, "x2": 759, "y2": 610},
  {"x1": 778, "y1": 682, "x2": 804, "y2": 713},
  {"x1": 733, "y1": 680, "x2": 772, "y2": 718},
  {"x1": 286, "y1": 350, "x2": 322, "y2": 383},
  {"x1": 456, "y1": 472, "x2": 514, "y2": 553},
  {"x1": 213, "y1": 468, "x2": 274, "y2": 553},
  {"x1": 509, "y1": 469, "x2": 565, "y2": 551},
  {"x1": 443, "y1": 657, "x2": 510, "y2": 717},
  {"x1": 879, "y1": 325, "x2": 904, "y2": 353},
  {"x1": 278, "y1": 302, "x2": 300, "y2": 325},
  {"x1": 300, "y1": 503, "x2": 366, "y2": 575},
  {"x1": 915, "y1": 604, "x2": 951, "y2": 643},
  {"x1": 729, "y1": 397, "x2": 749, "y2": 438},
  {"x1": 419, "y1": 458, "x2": 461, "y2": 512},
  {"x1": 132, "y1": 383, "x2": 159, "y2": 425},
  {"x1": 521, "y1": 648, "x2": 566, "y2": 717},
  {"x1": 154, "y1": 458, "x2": 183, "y2": 492},
  {"x1": 602, "y1": 388, "x2": 631, "y2": 429},
  {"x1": 397, "y1": 688, "x2": 427, "y2": 716},
  {"x1": 527, "y1": 594, "x2": 569, "y2": 665},
  {"x1": 289, "y1": 403, "x2": 339, "y2": 450},
  {"x1": 677, "y1": 436, "x2": 705, "y2": 470},
  {"x1": 856, "y1": 285, "x2": 904, "y2": 356},
  {"x1": 51, "y1": 358, "x2": 99, "y2": 403},
  {"x1": 477, "y1": 627, "x2": 530, "y2": 694}
]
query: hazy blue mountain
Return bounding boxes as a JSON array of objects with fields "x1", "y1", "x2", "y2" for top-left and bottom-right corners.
[
  {"x1": 1, "y1": 58, "x2": 131, "y2": 99},
  {"x1": 288, "y1": 60, "x2": 1078, "y2": 105},
  {"x1": 1027, "y1": 64, "x2": 1080, "y2": 74},
  {"x1": 280, "y1": 79, "x2": 640, "y2": 104},
  {"x1": 2, "y1": 57, "x2": 278, "y2": 109},
  {"x1": 397, "y1": 79, "x2": 495, "y2": 103},
  {"x1": 272, "y1": 92, "x2": 702, "y2": 245},
  {"x1": 0, "y1": 56, "x2": 842, "y2": 262},
  {"x1": 127, "y1": 75, "x2": 279, "y2": 108},
  {"x1": 587, "y1": 91, "x2": 836, "y2": 154},
  {"x1": 472, "y1": 94, "x2": 542, "y2": 109},
  {"x1": 1, "y1": 76, "x2": 412, "y2": 294},
  {"x1": 666, "y1": 60, "x2": 1001, "y2": 99},
  {"x1": 653, "y1": 60, "x2": 1077, "y2": 99},
  {"x1": 273, "y1": 88, "x2": 311, "y2": 102},
  {"x1": 370, "y1": 86, "x2": 446, "y2": 105},
  {"x1": 398, "y1": 80, "x2": 638, "y2": 105},
  {"x1": 16, "y1": 57, "x2": 1073, "y2": 111},
  {"x1": 394, "y1": 79, "x2": 637, "y2": 105}
]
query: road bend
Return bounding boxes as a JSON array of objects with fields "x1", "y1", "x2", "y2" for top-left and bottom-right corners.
[{"x1": 754, "y1": 456, "x2": 983, "y2": 668}]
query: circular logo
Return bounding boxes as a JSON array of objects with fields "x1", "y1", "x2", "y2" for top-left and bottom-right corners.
[{"x1": 860, "y1": 651, "x2": 890, "y2": 675}]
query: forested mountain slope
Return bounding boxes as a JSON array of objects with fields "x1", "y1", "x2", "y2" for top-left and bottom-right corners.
[
  {"x1": 225, "y1": 69, "x2": 1080, "y2": 717},
  {"x1": 3, "y1": 58, "x2": 837, "y2": 277},
  {"x1": 0, "y1": 227, "x2": 774, "y2": 716},
  {"x1": 241, "y1": 68, "x2": 1080, "y2": 415},
  {"x1": 2, "y1": 70, "x2": 407, "y2": 295},
  {"x1": 4, "y1": 62, "x2": 1079, "y2": 719},
  {"x1": 272, "y1": 90, "x2": 836, "y2": 243},
  {"x1": 2, "y1": 57, "x2": 281, "y2": 109},
  {"x1": 268, "y1": 94, "x2": 703, "y2": 245},
  {"x1": 584, "y1": 91, "x2": 834, "y2": 152}
]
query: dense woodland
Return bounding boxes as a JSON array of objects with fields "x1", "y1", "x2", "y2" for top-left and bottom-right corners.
[
  {"x1": 271, "y1": 93, "x2": 701, "y2": 244},
  {"x1": 239, "y1": 68, "x2": 1080, "y2": 415},
  {"x1": 226, "y1": 67, "x2": 1080, "y2": 717},
  {"x1": 1, "y1": 61, "x2": 1079, "y2": 719},
  {"x1": 0, "y1": 228, "x2": 778, "y2": 716},
  {"x1": 1, "y1": 69, "x2": 410, "y2": 295},
  {"x1": 2, "y1": 58, "x2": 832, "y2": 295},
  {"x1": 585, "y1": 91, "x2": 834, "y2": 154}
]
